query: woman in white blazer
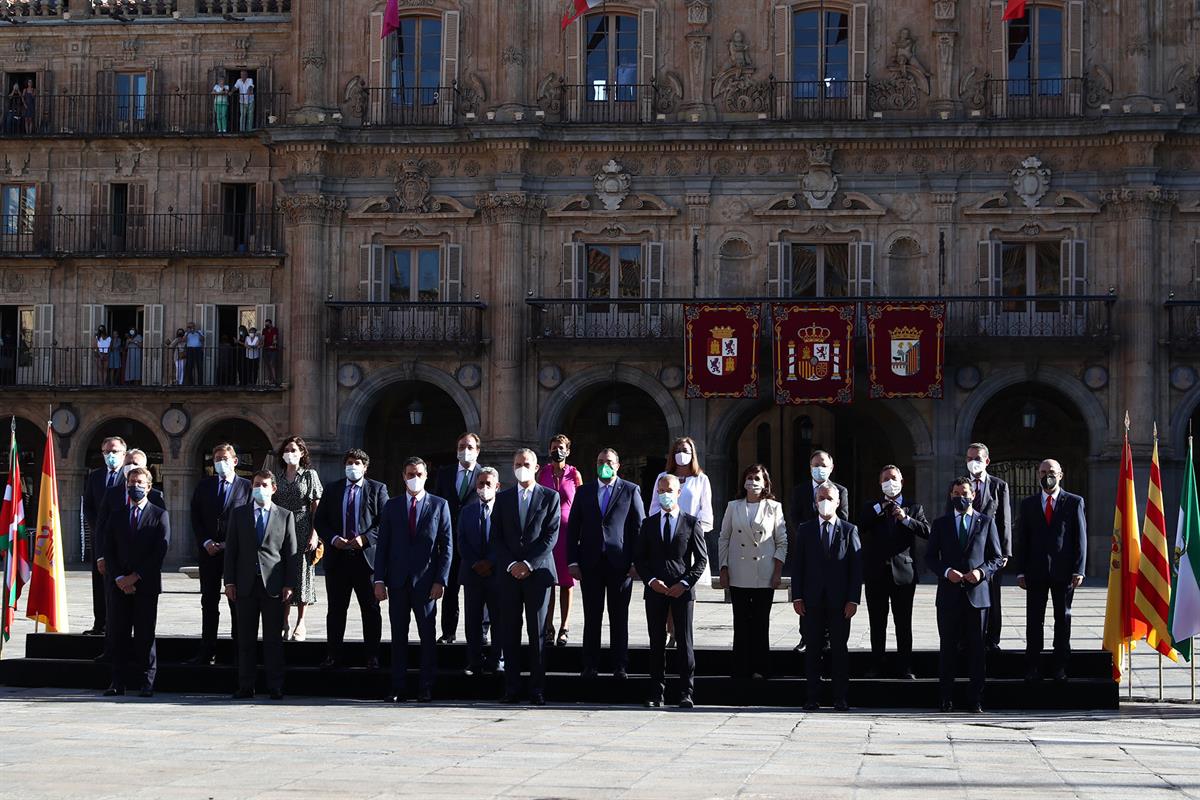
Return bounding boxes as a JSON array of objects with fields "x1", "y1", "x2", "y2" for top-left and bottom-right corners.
[{"x1": 718, "y1": 464, "x2": 787, "y2": 679}]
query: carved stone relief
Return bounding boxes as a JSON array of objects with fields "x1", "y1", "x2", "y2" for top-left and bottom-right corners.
[
  {"x1": 870, "y1": 29, "x2": 931, "y2": 111},
  {"x1": 712, "y1": 30, "x2": 771, "y2": 113},
  {"x1": 801, "y1": 145, "x2": 838, "y2": 210},
  {"x1": 594, "y1": 160, "x2": 632, "y2": 212},
  {"x1": 1012, "y1": 156, "x2": 1051, "y2": 209}
]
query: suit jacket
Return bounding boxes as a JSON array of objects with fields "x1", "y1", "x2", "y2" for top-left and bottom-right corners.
[
  {"x1": 926, "y1": 511, "x2": 1004, "y2": 609},
  {"x1": 83, "y1": 466, "x2": 124, "y2": 530},
  {"x1": 566, "y1": 478, "x2": 646, "y2": 572},
  {"x1": 1017, "y1": 490, "x2": 1087, "y2": 582},
  {"x1": 96, "y1": 485, "x2": 166, "y2": 563},
  {"x1": 434, "y1": 462, "x2": 481, "y2": 537},
  {"x1": 946, "y1": 473, "x2": 1012, "y2": 558},
  {"x1": 190, "y1": 475, "x2": 251, "y2": 552},
  {"x1": 789, "y1": 479, "x2": 850, "y2": 527},
  {"x1": 788, "y1": 518, "x2": 863, "y2": 608},
  {"x1": 457, "y1": 500, "x2": 499, "y2": 587},
  {"x1": 859, "y1": 498, "x2": 931, "y2": 585},
  {"x1": 634, "y1": 511, "x2": 708, "y2": 597},
  {"x1": 493, "y1": 483, "x2": 560, "y2": 587},
  {"x1": 374, "y1": 492, "x2": 453, "y2": 593},
  {"x1": 718, "y1": 498, "x2": 788, "y2": 588},
  {"x1": 313, "y1": 477, "x2": 390, "y2": 570},
  {"x1": 223, "y1": 503, "x2": 300, "y2": 598},
  {"x1": 103, "y1": 502, "x2": 171, "y2": 595}
]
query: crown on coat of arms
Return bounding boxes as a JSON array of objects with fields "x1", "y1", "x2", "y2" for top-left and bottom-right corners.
[
  {"x1": 710, "y1": 326, "x2": 735, "y2": 339},
  {"x1": 889, "y1": 326, "x2": 922, "y2": 339},
  {"x1": 796, "y1": 323, "x2": 831, "y2": 343}
]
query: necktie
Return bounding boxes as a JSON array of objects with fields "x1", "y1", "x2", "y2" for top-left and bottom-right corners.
[
  {"x1": 959, "y1": 515, "x2": 970, "y2": 549},
  {"x1": 972, "y1": 481, "x2": 983, "y2": 512},
  {"x1": 519, "y1": 490, "x2": 530, "y2": 529},
  {"x1": 108, "y1": 470, "x2": 119, "y2": 489},
  {"x1": 1044, "y1": 495, "x2": 1054, "y2": 525},
  {"x1": 409, "y1": 496, "x2": 418, "y2": 537},
  {"x1": 217, "y1": 480, "x2": 228, "y2": 507},
  {"x1": 255, "y1": 508, "x2": 267, "y2": 546},
  {"x1": 458, "y1": 469, "x2": 470, "y2": 500},
  {"x1": 345, "y1": 483, "x2": 358, "y2": 537},
  {"x1": 823, "y1": 521, "x2": 832, "y2": 554},
  {"x1": 663, "y1": 513, "x2": 672, "y2": 546},
  {"x1": 481, "y1": 504, "x2": 490, "y2": 544},
  {"x1": 601, "y1": 483, "x2": 612, "y2": 515},
  {"x1": 129, "y1": 504, "x2": 140, "y2": 530}
]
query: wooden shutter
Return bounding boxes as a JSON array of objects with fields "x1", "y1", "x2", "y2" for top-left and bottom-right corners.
[
  {"x1": 205, "y1": 182, "x2": 226, "y2": 252},
  {"x1": 1066, "y1": 0, "x2": 1084, "y2": 114},
  {"x1": 990, "y1": 0, "x2": 1008, "y2": 116},
  {"x1": 978, "y1": 240, "x2": 1001, "y2": 333},
  {"x1": 441, "y1": 242, "x2": 463, "y2": 301},
  {"x1": 639, "y1": 7, "x2": 656, "y2": 122},
  {"x1": 773, "y1": 4, "x2": 790, "y2": 119},
  {"x1": 643, "y1": 240, "x2": 664, "y2": 333},
  {"x1": 565, "y1": 15, "x2": 581, "y2": 119},
  {"x1": 562, "y1": 241, "x2": 585, "y2": 334},
  {"x1": 195, "y1": 303, "x2": 216, "y2": 384},
  {"x1": 96, "y1": 70, "x2": 115, "y2": 133},
  {"x1": 767, "y1": 240, "x2": 792, "y2": 297},
  {"x1": 369, "y1": 11, "x2": 385, "y2": 121},
  {"x1": 80, "y1": 303, "x2": 103, "y2": 382},
  {"x1": 91, "y1": 183, "x2": 110, "y2": 252},
  {"x1": 34, "y1": 69, "x2": 51, "y2": 133},
  {"x1": 34, "y1": 181, "x2": 50, "y2": 252},
  {"x1": 33, "y1": 303, "x2": 53, "y2": 384},
  {"x1": 850, "y1": 3, "x2": 869, "y2": 119},
  {"x1": 143, "y1": 303, "x2": 163, "y2": 385},
  {"x1": 1061, "y1": 239, "x2": 1087, "y2": 332},
  {"x1": 359, "y1": 243, "x2": 384, "y2": 301},
  {"x1": 145, "y1": 67, "x2": 159, "y2": 132},
  {"x1": 850, "y1": 241, "x2": 875, "y2": 296},
  {"x1": 128, "y1": 183, "x2": 147, "y2": 251},
  {"x1": 441, "y1": 10, "x2": 461, "y2": 125}
]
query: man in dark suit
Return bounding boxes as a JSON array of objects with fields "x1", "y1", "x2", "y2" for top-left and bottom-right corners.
[
  {"x1": 458, "y1": 467, "x2": 502, "y2": 674},
  {"x1": 927, "y1": 477, "x2": 1004, "y2": 712},
  {"x1": 635, "y1": 474, "x2": 707, "y2": 709},
  {"x1": 788, "y1": 449, "x2": 849, "y2": 652},
  {"x1": 950, "y1": 442, "x2": 1012, "y2": 653},
  {"x1": 224, "y1": 470, "x2": 299, "y2": 700},
  {"x1": 1017, "y1": 458, "x2": 1087, "y2": 681},
  {"x1": 494, "y1": 448, "x2": 560, "y2": 705},
  {"x1": 374, "y1": 457, "x2": 452, "y2": 703},
  {"x1": 82, "y1": 435, "x2": 127, "y2": 636},
  {"x1": 188, "y1": 443, "x2": 252, "y2": 664},
  {"x1": 102, "y1": 467, "x2": 170, "y2": 698},
  {"x1": 313, "y1": 448, "x2": 389, "y2": 669},
  {"x1": 790, "y1": 482, "x2": 862, "y2": 711},
  {"x1": 860, "y1": 464, "x2": 930, "y2": 679},
  {"x1": 566, "y1": 447, "x2": 646, "y2": 679},
  {"x1": 433, "y1": 432, "x2": 482, "y2": 644}
]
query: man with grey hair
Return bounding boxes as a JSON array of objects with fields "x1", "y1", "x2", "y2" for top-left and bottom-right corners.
[
  {"x1": 458, "y1": 466, "x2": 503, "y2": 674},
  {"x1": 950, "y1": 442, "x2": 1011, "y2": 653}
]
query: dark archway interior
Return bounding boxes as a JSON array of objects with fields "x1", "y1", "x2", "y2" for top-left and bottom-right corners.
[
  {"x1": 2, "y1": 417, "x2": 43, "y2": 519},
  {"x1": 194, "y1": 419, "x2": 273, "y2": 480},
  {"x1": 561, "y1": 382, "x2": 669, "y2": 502},
  {"x1": 364, "y1": 380, "x2": 467, "y2": 496},
  {"x1": 84, "y1": 418, "x2": 165, "y2": 486}
]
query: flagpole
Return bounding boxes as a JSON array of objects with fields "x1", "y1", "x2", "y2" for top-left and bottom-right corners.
[
  {"x1": 1192, "y1": 638, "x2": 1196, "y2": 703},
  {"x1": 1158, "y1": 652, "x2": 1164, "y2": 702},
  {"x1": 1128, "y1": 649, "x2": 1133, "y2": 700}
]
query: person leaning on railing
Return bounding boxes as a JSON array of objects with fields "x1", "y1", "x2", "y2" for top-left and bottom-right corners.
[
  {"x1": 169, "y1": 328, "x2": 187, "y2": 386},
  {"x1": 212, "y1": 76, "x2": 230, "y2": 133}
]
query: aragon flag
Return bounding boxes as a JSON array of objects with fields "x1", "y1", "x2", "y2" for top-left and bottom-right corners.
[
  {"x1": 1132, "y1": 426, "x2": 1178, "y2": 661},
  {"x1": 25, "y1": 423, "x2": 67, "y2": 632},
  {"x1": 1102, "y1": 418, "x2": 1146, "y2": 681}
]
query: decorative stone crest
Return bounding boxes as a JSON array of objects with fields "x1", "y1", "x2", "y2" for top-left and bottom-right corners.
[
  {"x1": 536, "y1": 74, "x2": 563, "y2": 114},
  {"x1": 932, "y1": 0, "x2": 956, "y2": 21},
  {"x1": 393, "y1": 159, "x2": 432, "y2": 213},
  {"x1": 712, "y1": 30, "x2": 771, "y2": 113},
  {"x1": 457, "y1": 73, "x2": 488, "y2": 115},
  {"x1": 801, "y1": 145, "x2": 838, "y2": 210},
  {"x1": 1011, "y1": 156, "x2": 1050, "y2": 209},
  {"x1": 111, "y1": 270, "x2": 136, "y2": 294},
  {"x1": 686, "y1": 0, "x2": 710, "y2": 25},
  {"x1": 870, "y1": 28, "x2": 931, "y2": 111},
  {"x1": 1169, "y1": 63, "x2": 1198, "y2": 107},
  {"x1": 1086, "y1": 65, "x2": 1114, "y2": 109},
  {"x1": 594, "y1": 160, "x2": 631, "y2": 212},
  {"x1": 501, "y1": 47, "x2": 526, "y2": 66}
]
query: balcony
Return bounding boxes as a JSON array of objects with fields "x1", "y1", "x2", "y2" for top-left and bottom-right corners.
[
  {"x1": 327, "y1": 302, "x2": 486, "y2": 350},
  {"x1": 559, "y1": 83, "x2": 660, "y2": 124},
  {"x1": 0, "y1": 1, "x2": 290, "y2": 18},
  {"x1": 770, "y1": 80, "x2": 869, "y2": 122},
  {"x1": 1, "y1": 91, "x2": 288, "y2": 138},
  {"x1": 356, "y1": 87, "x2": 458, "y2": 128},
  {"x1": 1165, "y1": 298, "x2": 1200, "y2": 351},
  {"x1": 0, "y1": 210, "x2": 282, "y2": 257},
  {"x1": 528, "y1": 299, "x2": 685, "y2": 343},
  {"x1": 985, "y1": 78, "x2": 1084, "y2": 119},
  {"x1": 0, "y1": 346, "x2": 285, "y2": 390}
]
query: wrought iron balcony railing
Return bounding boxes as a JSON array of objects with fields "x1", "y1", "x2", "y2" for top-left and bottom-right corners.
[
  {"x1": 0, "y1": 210, "x2": 282, "y2": 257},
  {"x1": 986, "y1": 77, "x2": 1085, "y2": 119},
  {"x1": 0, "y1": 1, "x2": 291, "y2": 17},
  {"x1": 558, "y1": 83, "x2": 660, "y2": 123},
  {"x1": 355, "y1": 86, "x2": 458, "y2": 127},
  {"x1": 0, "y1": 345, "x2": 285, "y2": 389},
  {"x1": 327, "y1": 301, "x2": 486, "y2": 347},
  {"x1": 1165, "y1": 298, "x2": 1200, "y2": 349},
  {"x1": 770, "y1": 79, "x2": 869, "y2": 121}
]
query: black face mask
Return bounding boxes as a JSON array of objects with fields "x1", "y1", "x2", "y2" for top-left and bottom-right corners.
[
  {"x1": 549, "y1": 448, "x2": 567, "y2": 463},
  {"x1": 951, "y1": 495, "x2": 971, "y2": 513},
  {"x1": 128, "y1": 486, "x2": 147, "y2": 502},
  {"x1": 1041, "y1": 474, "x2": 1059, "y2": 491}
]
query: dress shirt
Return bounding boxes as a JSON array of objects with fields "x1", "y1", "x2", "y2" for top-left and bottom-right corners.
[
  {"x1": 507, "y1": 484, "x2": 536, "y2": 573},
  {"x1": 341, "y1": 477, "x2": 366, "y2": 544}
]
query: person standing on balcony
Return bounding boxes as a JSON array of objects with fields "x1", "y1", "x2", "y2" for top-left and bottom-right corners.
[
  {"x1": 234, "y1": 70, "x2": 254, "y2": 131},
  {"x1": 183, "y1": 322, "x2": 204, "y2": 386},
  {"x1": 7, "y1": 83, "x2": 24, "y2": 134},
  {"x1": 212, "y1": 76, "x2": 230, "y2": 133},
  {"x1": 109, "y1": 332, "x2": 124, "y2": 386},
  {"x1": 21, "y1": 79, "x2": 35, "y2": 135},
  {"x1": 94, "y1": 326, "x2": 112, "y2": 386},
  {"x1": 170, "y1": 328, "x2": 187, "y2": 386},
  {"x1": 123, "y1": 328, "x2": 143, "y2": 386},
  {"x1": 261, "y1": 319, "x2": 279, "y2": 385},
  {"x1": 243, "y1": 326, "x2": 262, "y2": 386},
  {"x1": 235, "y1": 325, "x2": 249, "y2": 386}
]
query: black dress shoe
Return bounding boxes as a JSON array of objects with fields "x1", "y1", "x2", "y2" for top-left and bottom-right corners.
[
  {"x1": 793, "y1": 640, "x2": 806, "y2": 653},
  {"x1": 185, "y1": 652, "x2": 216, "y2": 666},
  {"x1": 138, "y1": 686, "x2": 154, "y2": 698},
  {"x1": 678, "y1": 696, "x2": 694, "y2": 709},
  {"x1": 968, "y1": 703, "x2": 984, "y2": 714},
  {"x1": 385, "y1": 694, "x2": 406, "y2": 703},
  {"x1": 900, "y1": 671, "x2": 916, "y2": 681},
  {"x1": 416, "y1": 689, "x2": 432, "y2": 703},
  {"x1": 645, "y1": 696, "x2": 663, "y2": 708},
  {"x1": 985, "y1": 643, "x2": 1002, "y2": 653},
  {"x1": 232, "y1": 689, "x2": 254, "y2": 699},
  {"x1": 103, "y1": 686, "x2": 125, "y2": 697},
  {"x1": 499, "y1": 693, "x2": 519, "y2": 704},
  {"x1": 613, "y1": 669, "x2": 628, "y2": 680},
  {"x1": 319, "y1": 657, "x2": 339, "y2": 670},
  {"x1": 269, "y1": 691, "x2": 284, "y2": 700},
  {"x1": 437, "y1": 635, "x2": 456, "y2": 645},
  {"x1": 580, "y1": 668, "x2": 599, "y2": 679},
  {"x1": 464, "y1": 666, "x2": 477, "y2": 677},
  {"x1": 82, "y1": 627, "x2": 105, "y2": 637},
  {"x1": 833, "y1": 701, "x2": 849, "y2": 712},
  {"x1": 530, "y1": 693, "x2": 545, "y2": 706},
  {"x1": 802, "y1": 701, "x2": 819, "y2": 711},
  {"x1": 1052, "y1": 668, "x2": 1068, "y2": 682},
  {"x1": 365, "y1": 657, "x2": 380, "y2": 670},
  {"x1": 939, "y1": 701, "x2": 954, "y2": 712}
]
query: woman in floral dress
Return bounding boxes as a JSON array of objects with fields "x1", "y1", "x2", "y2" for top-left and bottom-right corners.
[{"x1": 274, "y1": 435, "x2": 323, "y2": 641}]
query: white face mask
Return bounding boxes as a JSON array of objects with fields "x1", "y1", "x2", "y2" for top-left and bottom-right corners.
[
  {"x1": 674, "y1": 452, "x2": 693, "y2": 467},
  {"x1": 513, "y1": 466, "x2": 534, "y2": 484},
  {"x1": 881, "y1": 479, "x2": 902, "y2": 498},
  {"x1": 345, "y1": 464, "x2": 365, "y2": 482},
  {"x1": 458, "y1": 448, "x2": 477, "y2": 465},
  {"x1": 966, "y1": 459, "x2": 987, "y2": 476},
  {"x1": 405, "y1": 476, "x2": 426, "y2": 494},
  {"x1": 214, "y1": 459, "x2": 234, "y2": 478},
  {"x1": 816, "y1": 498, "x2": 837, "y2": 518},
  {"x1": 744, "y1": 479, "x2": 764, "y2": 494},
  {"x1": 281, "y1": 451, "x2": 301, "y2": 466},
  {"x1": 811, "y1": 465, "x2": 831, "y2": 482},
  {"x1": 122, "y1": 463, "x2": 144, "y2": 477},
  {"x1": 477, "y1": 486, "x2": 497, "y2": 503}
]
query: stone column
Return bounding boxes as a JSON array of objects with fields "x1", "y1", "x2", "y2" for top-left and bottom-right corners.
[
  {"x1": 295, "y1": 0, "x2": 332, "y2": 122},
  {"x1": 496, "y1": 4, "x2": 529, "y2": 117},
  {"x1": 476, "y1": 192, "x2": 546, "y2": 450},
  {"x1": 931, "y1": 0, "x2": 958, "y2": 116}
]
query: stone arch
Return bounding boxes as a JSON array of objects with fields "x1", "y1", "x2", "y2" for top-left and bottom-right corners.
[
  {"x1": 1169, "y1": 382, "x2": 1200, "y2": 457},
  {"x1": 188, "y1": 406, "x2": 284, "y2": 457},
  {"x1": 337, "y1": 362, "x2": 480, "y2": 451},
  {"x1": 75, "y1": 409, "x2": 166, "y2": 467},
  {"x1": 537, "y1": 364, "x2": 684, "y2": 449}
]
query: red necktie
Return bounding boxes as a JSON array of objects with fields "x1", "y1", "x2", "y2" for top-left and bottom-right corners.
[
  {"x1": 409, "y1": 496, "x2": 418, "y2": 537},
  {"x1": 1044, "y1": 495, "x2": 1054, "y2": 525}
]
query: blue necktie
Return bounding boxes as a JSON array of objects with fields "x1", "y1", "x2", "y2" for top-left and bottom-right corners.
[
  {"x1": 481, "y1": 504, "x2": 490, "y2": 545},
  {"x1": 218, "y1": 480, "x2": 228, "y2": 507},
  {"x1": 601, "y1": 483, "x2": 612, "y2": 515},
  {"x1": 256, "y1": 509, "x2": 267, "y2": 546}
]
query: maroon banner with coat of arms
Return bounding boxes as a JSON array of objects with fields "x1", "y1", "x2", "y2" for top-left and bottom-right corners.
[
  {"x1": 771, "y1": 303, "x2": 855, "y2": 404},
  {"x1": 684, "y1": 304, "x2": 760, "y2": 399},
  {"x1": 866, "y1": 302, "x2": 946, "y2": 399}
]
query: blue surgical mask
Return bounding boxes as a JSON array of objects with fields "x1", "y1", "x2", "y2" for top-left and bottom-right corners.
[
  {"x1": 104, "y1": 452, "x2": 122, "y2": 469},
  {"x1": 345, "y1": 464, "x2": 365, "y2": 482},
  {"x1": 252, "y1": 486, "x2": 271, "y2": 506},
  {"x1": 658, "y1": 492, "x2": 677, "y2": 511},
  {"x1": 213, "y1": 459, "x2": 234, "y2": 478},
  {"x1": 811, "y1": 465, "x2": 831, "y2": 482}
]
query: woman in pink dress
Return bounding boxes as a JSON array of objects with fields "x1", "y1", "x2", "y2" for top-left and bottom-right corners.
[{"x1": 538, "y1": 433, "x2": 582, "y2": 647}]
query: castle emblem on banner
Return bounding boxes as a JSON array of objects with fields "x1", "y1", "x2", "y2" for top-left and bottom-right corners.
[
  {"x1": 706, "y1": 325, "x2": 738, "y2": 376},
  {"x1": 785, "y1": 324, "x2": 842, "y2": 383},
  {"x1": 889, "y1": 326, "x2": 921, "y2": 377}
]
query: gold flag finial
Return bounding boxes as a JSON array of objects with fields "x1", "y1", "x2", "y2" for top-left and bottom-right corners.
[{"x1": 1124, "y1": 410, "x2": 1130, "y2": 432}]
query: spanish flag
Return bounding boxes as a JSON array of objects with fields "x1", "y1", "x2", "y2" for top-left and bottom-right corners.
[
  {"x1": 1133, "y1": 425, "x2": 1179, "y2": 660},
  {"x1": 561, "y1": 0, "x2": 604, "y2": 30},
  {"x1": 25, "y1": 423, "x2": 66, "y2": 632},
  {"x1": 1103, "y1": 417, "x2": 1147, "y2": 680}
]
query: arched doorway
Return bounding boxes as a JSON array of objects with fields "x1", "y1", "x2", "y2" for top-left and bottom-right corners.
[
  {"x1": 84, "y1": 418, "x2": 165, "y2": 487},
  {"x1": 364, "y1": 380, "x2": 467, "y2": 495},
  {"x1": 194, "y1": 419, "x2": 273, "y2": 480},
  {"x1": 560, "y1": 382, "x2": 670, "y2": 501},
  {"x1": 3, "y1": 417, "x2": 43, "y2": 519}
]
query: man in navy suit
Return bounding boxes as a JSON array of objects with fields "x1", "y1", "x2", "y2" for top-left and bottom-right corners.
[
  {"x1": 790, "y1": 482, "x2": 862, "y2": 711},
  {"x1": 82, "y1": 435, "x2": 127, "y2": 636},
  {"x1": 787, "y1": 450, "x2": 850, "y2": 653},
  {"x1": 927, "y1": 477, "x2": 1004, "y2": 713},
  {"x1": 188, "y1": 443, "x2": 251, "y2": 664},
  {"x1": 103, "y1": 467, "x2": 170, "y2": 698},
  {"x1": 494, "y1": 448, "x2": 560, "y2": 705},
  {"x1": 314, "y1": 448, "x2": 390, "y2": 669},
  {"x1": 950, "y1": 442, "x2": 1012, "y2": 652},
  {"x1": 458, "y1": 467, "x2": 502, "y2": 674},
  {"x1": 1017, "y1": 458, "x2": 1087, "y2": 681},
  {"x1": 374, "y1": 457, "x2": 452, "y2": 703},
  {"x1": 635, "y1": 474, "x2": 707, "y2": 709},
  {"x1": 566, "y1": 447, "x2": 646, "y2": 679},
  {"x1": 433, "y1": 432, "x2": 483, "y2": 644}
]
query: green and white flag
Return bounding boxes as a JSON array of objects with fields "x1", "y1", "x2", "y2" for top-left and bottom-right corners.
[{"x1": 1169, "y1": 437, "x2": 1200, "y2": 661}]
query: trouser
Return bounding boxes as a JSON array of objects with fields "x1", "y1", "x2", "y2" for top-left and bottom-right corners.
[
  {"x1": 109, "y1": 588, "x2": 159, "y2": 690},
  {"x1": 865, "y1": 577, "x2": 916, "y2": 671},
  {"x1": 387, "y1": 582, "x2": 438, "y2": 694},
  {"x1": 90, "y1": 558, "x2": 106, "y2": 631},
  {"x1": 236, "y1": 579, "x2": 286, "y2": 693},
  {"x1": 580, "y1": 560, "x2": 633, "y2": 673},
  {"x1": 244, "y1": 357, "x2": 260, "y2": 386},
  {"x1": 239, "y1": 99, "x2": 254, "y2": 130},
  {"x1": 937, "y1": 594, "x2": 987, "y2": 705},
  {"x1": 985, "y1": 564, "x2": 1005, "y2": 647},
  {"x1": 730, "y1": 586, "x2": 773, "y2": 678},
  {"x1": 803, "y1": 601, "x2": 851, "y2": 705},
  {"x1": 174, "y1": 359, "x2": 185, "y2": 386},
  {"x1": 441, "y1": 550, "x2": 462, "y2": 639},
  {"x1": 464, "y1": 579, "x2": 500, "y2": 669},
  {"x1": 185, "y1": 346, "x2": 203, "y2": 385},
  {"x1": 1025, "y1": 579, "x2": 1074, "y2": 673},
  {"x1": 500, "y1": 576, "x2": 551, "y2": 695},
  {"x1": 646, "y1": 590, "x2": 695, "y2": 699},
  {"x1": 323, "y1": 558, "x2": 382, "y2": 661},
  {"x1": 263, "y1": 350, "x2": 279, "y2": 384},
  {"x1": 198, "y1": 551, "x2": 237, "y2": 651},
  {"x1": 214, "y1": 98, "x2": 228, "y2": 131}
]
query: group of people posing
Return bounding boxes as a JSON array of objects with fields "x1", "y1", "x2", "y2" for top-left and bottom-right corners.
[{"x1": 81, "y1": 433, "x2": 1087, "y2": 713}]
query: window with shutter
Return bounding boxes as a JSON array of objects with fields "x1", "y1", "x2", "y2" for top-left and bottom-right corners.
[
  {"x1": 643, "y1": 240, "x2": 664, "y2": 334},
  {"x1": 441, "y1": 10, "x2": 460, "y2": 124},
  {"x1": 143, "y1": 303, "x2": 164, "y2": 385},
  {"x1": 582, "y1": 12, "x2": 640, "y2": 122}
]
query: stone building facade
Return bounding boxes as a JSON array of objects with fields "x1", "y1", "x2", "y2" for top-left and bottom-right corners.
[{"x1": 0, "y1": 0, "x2": 1198, "y2": 572}]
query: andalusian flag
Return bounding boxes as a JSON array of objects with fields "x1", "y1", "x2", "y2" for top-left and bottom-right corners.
[
  {"x1": 1133, "y1": 426, "x2": 1178, "y2": 660},
  {"x1": 1102, "y1": 419, "x2": 1146, "y2": 680},
  {"x1": 0, "y1": 419, "x2": 31, "y2": 642},
  {"x1": 1169, "y1": 436, "x2": 1200, "y2": 661},
  {"x1": 25, "y1": 423, "x2": 67, "y2": 632},
  {"x1": 561, "y1": 0, "x2": 603, "y2": 30}
]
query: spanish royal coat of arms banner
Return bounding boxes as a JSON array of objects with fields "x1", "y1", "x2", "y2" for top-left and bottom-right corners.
[
  {"x1": 684, "y1": 304, "x2": 760, "y2": 399},
  {"x1": 866, "y1": 302, "x2": 946, "y2": 399},
  {"x1": 771, "y1": 303, "x2": 855, "y2": 404}
]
